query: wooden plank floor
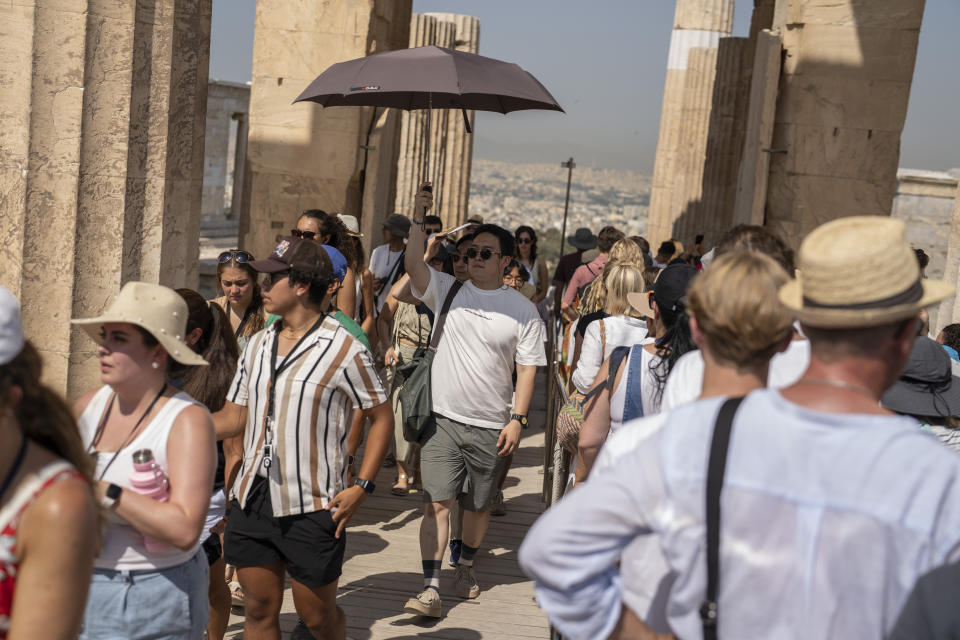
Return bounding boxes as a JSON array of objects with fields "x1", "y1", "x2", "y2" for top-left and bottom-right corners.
[{"x1": 225, "y1": 372, "x2": 551, "y2": 639}]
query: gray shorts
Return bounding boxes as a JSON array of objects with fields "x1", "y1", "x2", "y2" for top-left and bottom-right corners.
[{"x1": 420, "y1": 413, "x2": 506, "y2": 512}]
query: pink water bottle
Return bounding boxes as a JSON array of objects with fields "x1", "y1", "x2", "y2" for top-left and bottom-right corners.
[{"x1": 129, "y1": 449, "x2": 170, "y2": 552}]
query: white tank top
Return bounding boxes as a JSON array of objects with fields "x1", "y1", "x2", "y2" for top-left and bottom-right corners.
[{"x1": 78, "y1": 386, "x2": 203, "y2": 570}]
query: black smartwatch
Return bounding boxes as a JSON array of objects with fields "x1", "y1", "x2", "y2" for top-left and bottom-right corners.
[
  {"x1": 511, "y1": 414, "x2": 529, "y2": 430},
  {"x1": 102, "y1": 483, "x2": 123, "y2": 509},
  {"x1": 354, "y1": 478, "x2": 375, "y2": 494}
]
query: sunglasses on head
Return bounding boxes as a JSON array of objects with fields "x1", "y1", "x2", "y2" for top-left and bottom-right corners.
[
  {"x1": 218, "y1": 250, "x2": 253, "y2": 264},
  {"x1": 466, "y1": 247, "x2": 501, "y2": 261},
  {"x1": 291, "y1": 229, "x2": 317, "y2": 239},
  {"x1": 517, "y1": 237, "x2": 532, "y2": 244}
]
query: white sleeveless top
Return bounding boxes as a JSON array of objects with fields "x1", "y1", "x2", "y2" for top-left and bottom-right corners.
[
  {"x1": 78, "y1": 386, "x2": 203, "y2": 570},
  {"x1": 609, "y1": 345, "x2": 664, "y2": 434}
]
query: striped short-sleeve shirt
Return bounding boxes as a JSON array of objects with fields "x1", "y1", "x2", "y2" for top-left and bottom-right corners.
[{"x1": 228, "y1": 315, "x2": 387, "y2": 517}]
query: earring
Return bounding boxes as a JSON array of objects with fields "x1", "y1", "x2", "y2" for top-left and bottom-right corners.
[{"x1": 151, "y1": 362, "x2": 159, "y2": 370}]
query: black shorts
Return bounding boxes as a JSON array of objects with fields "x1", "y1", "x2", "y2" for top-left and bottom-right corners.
[
  {"x1": 201, "y1": 533, "x2": 222, "y2": 566},
  {"x1": 223, "y1": 476, "x2": 346, "y2": 588}
]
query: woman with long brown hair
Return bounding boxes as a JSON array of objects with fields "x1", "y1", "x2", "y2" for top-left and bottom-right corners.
[
  {"x1": 211, "y1": 250, "x2": 266, "y2": 351},
  {"x1": 173, "y1": 289, "x2": 240, "y2": 640},
  {"x1": 295, "y1": 209, "x2": 358, "y2": 320},
  {"x1": 0, "y1": 287, "x2": 98, "y2": 640}
]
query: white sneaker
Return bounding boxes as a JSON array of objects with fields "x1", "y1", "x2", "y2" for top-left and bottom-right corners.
[
  {"x1": 453, "y1": 564, "x2": 481, "y2": 599},
  {"x1": 403, "y1": 588, "x2": 442, "y2": 618}
]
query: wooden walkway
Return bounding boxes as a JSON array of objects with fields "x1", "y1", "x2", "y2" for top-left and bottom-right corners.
[{"x1": 225, "y1": 374, "x2": 551, "y2": 639}]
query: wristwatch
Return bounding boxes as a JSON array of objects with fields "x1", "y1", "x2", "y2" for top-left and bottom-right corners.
[
  {"x1": 354, "y1": 478, "x2": 376, "y2": 494},
  {"x1": 102, "y1": 483, "x2": 123, "y2": 509},
  {"x1": 511, "y1": 414, "x2": 529, "y2": 430}
]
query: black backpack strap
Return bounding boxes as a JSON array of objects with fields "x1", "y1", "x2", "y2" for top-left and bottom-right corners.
[
  {"x1": 606, "y1": 346, "x2": 630, "y2": 392},
  {"x1": 700, "y1": 396, "x2": 746, "y2": 640},
  {"x1": 429, "y1": 280, "x2": 464, "y2": 350}
]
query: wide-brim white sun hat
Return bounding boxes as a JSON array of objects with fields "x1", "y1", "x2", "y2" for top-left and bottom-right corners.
[
  {"x1": 778, "y1": 216, "x2": 953, "y2": 328},
  {"x1": 72, "y1": 282, "x2": 208, "y2": 366}
]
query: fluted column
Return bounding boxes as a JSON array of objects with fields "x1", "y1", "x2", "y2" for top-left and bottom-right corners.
[
  {"x1": 646, "y1": 0, "x2": 734, "y2": 247},
  {"x1": 0, "y1": 0, "x2": 211, "y2": 398}
]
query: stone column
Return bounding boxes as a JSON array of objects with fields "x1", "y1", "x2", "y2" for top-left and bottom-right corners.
[
  {"x1": 0, "y1": 0, "x2": 211, "y2": 398},
  {"x1": 240, "y1": 0, "x2": 412, "y2": 262},
  {"x1": 394, "y1": 13, "x2": 480, "y2": 229},
  {"x1": 646, "y1": 0, "x2": 734, "y2": 247},
  {"x1": 762, "y1": 0, "x2": 927, "y2": 246}
]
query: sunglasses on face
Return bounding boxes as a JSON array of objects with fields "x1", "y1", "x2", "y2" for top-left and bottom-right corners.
[
  {"x1": 466, "y1": 247, "x2": 501, "y2": 262},
  {"x1": 263, "y1": 270, "x2": 290, "y2": 286},
  {"x1": 291, "y1": 229, "x2": 317, "y2": 239},
  {"x1": 517, "y1": 237, "x2": 532, "y2": 245},
  {"x1": 218, "y1": 250, "x2": 253, "y2": 264},
  {"x1": 451, "y1": 254, "x2": 468, "y2": 264}
]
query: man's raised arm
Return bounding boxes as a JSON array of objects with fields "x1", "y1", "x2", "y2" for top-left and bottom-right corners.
[{"x1": 405, "y1": 182, "x2": 434, "y2": 296}]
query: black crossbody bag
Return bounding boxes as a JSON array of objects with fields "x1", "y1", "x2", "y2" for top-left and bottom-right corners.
[{"x1": 700, "y1": 396, "x2": 745, "y2": 640}]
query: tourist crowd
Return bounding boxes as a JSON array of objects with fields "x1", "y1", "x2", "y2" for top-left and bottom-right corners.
[{"x1": 3, "y1": 179, "x2": 960, "y2": 640}]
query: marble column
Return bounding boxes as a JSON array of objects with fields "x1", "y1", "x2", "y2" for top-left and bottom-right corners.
[
  {"x1": 761, "y1": 0, "x2": 927, "y2": 246},
  {"x1": 931, "y1": 179, "x2": 960, "y2": 331},
  {"x1": 394, "y1": 13, "x2": 480, "y2": 229},
  {"x1": 0, "y1": 0, "x2": 211, "y2": 398},
  {"x1": 646, "y1": 0, "x2": 734, "y2": 247},
  {"x1": 240, "y1": 0, "x2": 412, "y2": 262}
]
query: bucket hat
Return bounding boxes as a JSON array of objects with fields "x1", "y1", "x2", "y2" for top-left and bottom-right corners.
[
  {"x1": 0, "y1": 286, "x2": 25, "y2": 366},
  {"x1": 779, "y1": 217, "x2": 953, "y2": 328},
  {"x1": 882, "y1": 336, "x2": 960, "y2": 417},
  {"x1": 71, "y1": 282, "x2": 208, "y2": 366},
  {"x1": 338, "y1": 214, "x2": 363, "y2": 237},
  {"x1": 567, "y1": 228, "x2": 598, "y2": 251},
  {"x1": 383, "y1": 214, "x2": 411, "y2": 239},
  {"x1": 628, "y1": 263, "x2": 697, "y2": 318}
]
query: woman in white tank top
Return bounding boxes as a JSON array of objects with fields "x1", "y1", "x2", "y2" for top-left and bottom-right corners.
[{"x1": 72, "y1": 282, "x2": 216, "y2": 640}]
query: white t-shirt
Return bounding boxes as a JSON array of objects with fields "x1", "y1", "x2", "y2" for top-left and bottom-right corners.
[
  {"x1": 369, "y1": 244, "x2": 405, "y2": 311},
  {"x1": 412, "y1": 270, "x2": 547, "y2": 429},
  {"x1": 661, "y1": 338, "x2": 811, "y2": 412},
  {"x1": 572, "y1": 315, "x2": 648, "y2": 394},
  {"x1": 609, "y1": 344, "x2": 663, "y2": 430}
]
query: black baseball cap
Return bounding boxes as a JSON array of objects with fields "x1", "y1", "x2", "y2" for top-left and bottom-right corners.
[{"x1": 249, "y1": 237, "x2": 333, "y2": 280}]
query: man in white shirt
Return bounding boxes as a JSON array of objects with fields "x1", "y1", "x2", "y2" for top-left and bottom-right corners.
[
  {"x1": 369, "y1": 213, "x2": 410, "y2": 313},
  {"x1": 401, "y1": 184, "x2": 546, "y2": 619},
  {"x1": 520, "y1": 216, "x2": 960, "y2": 639}
]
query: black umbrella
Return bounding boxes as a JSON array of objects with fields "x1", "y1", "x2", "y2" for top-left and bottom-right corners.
[{"x1": 295, "y1": 45, "x2": 563, "y2": 132}]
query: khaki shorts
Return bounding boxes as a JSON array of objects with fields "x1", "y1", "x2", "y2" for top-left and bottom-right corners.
[{"x1": 420, "y1": 413, "x2": 506, "y2": 512}]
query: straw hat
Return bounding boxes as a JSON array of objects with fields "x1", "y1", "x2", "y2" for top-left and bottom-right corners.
[
  {"x1": 72, "y1": 282, "x2": 208, "y2": 366},
  {"x1": 778, "y1": 216, "x2": 953, "y2": 328}
]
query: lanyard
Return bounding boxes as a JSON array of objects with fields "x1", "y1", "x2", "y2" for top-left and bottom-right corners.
[
  {"x1": 227, "y1": 301, "x2": 251, "y2": 339},
  {"x1": 89, "y1": 383, "x2": 168, "y2": 480},
  {"x1": 261, "y1": 314, "x2": 326, "y2": 469}
]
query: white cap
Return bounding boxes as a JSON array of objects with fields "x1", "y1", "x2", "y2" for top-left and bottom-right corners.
[
  {"x1": 338, "y1": 214, "x2": 363, "y2": 237},
  {"x1": 0, "y1": 286, "x2": 25, "y2": 366}
]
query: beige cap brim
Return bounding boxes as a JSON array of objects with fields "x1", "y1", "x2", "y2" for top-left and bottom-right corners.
[
  {"x1": 778, "y1": 278, "x2": 955, "y2": 329},
  {"x1": 627, "y1": 291, "x2": 654, "y2": 317},
  {"x1": 72, "y1": 317, "x2": 209, "y2": 366}
]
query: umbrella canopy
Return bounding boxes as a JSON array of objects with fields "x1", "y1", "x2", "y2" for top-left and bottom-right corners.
[{"x1": 294, "y1": 45, "x2": 563, "y2": 114}]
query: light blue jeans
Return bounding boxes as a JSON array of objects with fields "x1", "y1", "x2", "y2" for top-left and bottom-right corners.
[{"x1": 80, "y1": 551, "x2": 209, "y2": 640}]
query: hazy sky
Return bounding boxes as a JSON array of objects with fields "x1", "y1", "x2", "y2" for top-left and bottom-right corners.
[{"x1": 209, "y1": 0, "x2": 959, "y2": 173}]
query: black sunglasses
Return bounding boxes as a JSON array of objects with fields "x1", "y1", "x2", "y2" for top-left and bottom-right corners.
[
  {"x1": 466, "y1": 247, "x2": 501, "y2": 261},
  {"x1": 218, "y1": 250, "x2": 253, "y2": 264},
  {"x1": 451, "y1": 254, "x2": 467, "y2": 264},
  {"x1": 517, "y1": 237, "x2": 533, "y2": 244},
  {"x1": 291, "y1": 229, "x2": 317, "y2": 239}
]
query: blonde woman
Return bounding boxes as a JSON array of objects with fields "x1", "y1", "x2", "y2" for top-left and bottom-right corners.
[{"x1": 571, "y1": 262, "x2": 649, "y2": 394}]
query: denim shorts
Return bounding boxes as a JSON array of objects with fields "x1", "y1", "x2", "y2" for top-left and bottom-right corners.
[{"x1": 80, "y1": 551, "x2": 209, "y2": 640}]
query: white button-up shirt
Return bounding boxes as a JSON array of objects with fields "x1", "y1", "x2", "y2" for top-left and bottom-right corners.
[{"x1": 519, "y1": 390, "x2": 960, "y2": 639}]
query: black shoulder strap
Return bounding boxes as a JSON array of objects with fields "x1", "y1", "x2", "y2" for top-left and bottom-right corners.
[
  {"x1": 607, "y1": 346, "x2": 630, "y2": 392},
  {"x1": 429, "y1": 280, "x2": 464, "y2": 350},
  {"x1": 700, "y1": 396, "x2": 746, "y2": 640}
]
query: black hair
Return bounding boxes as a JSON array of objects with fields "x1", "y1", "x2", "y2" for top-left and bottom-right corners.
[
  {"x1": 515, "y1": 225, "x2": 538, "y2": 261},
  {"x1": 173, "y1": 289, "x2": 240, "y2": 412},
  {"x1": 299, "y1": 209, "x2": 357, "y2": 271},
  {"x1": 504, "y1": 259, "x2": 530, "y2": 282},
  {"x1": 656, "y1": 241, "x2": 676, "y2": 262},
  {"x1": 472, "y1": 224, "x2": 516, "y2": 258},
  {"x1": 915, "y1": 248, "x2": 930, "y2": 271},
  {"x1": 288, "y1": 242, "x2": 335, "y2": 307},
  {"x1": 424, "y1": 215, "x2": 443, "y2": 228},
  {"x1": 650, "y1": 294, "x2": 697, "y2": 405},
  {"x1": 456, "y1": 233, "x2": 475, "y2": 249},
  {"x1": 941, "y1": 323, "x2": 960, "y2": 354}
]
